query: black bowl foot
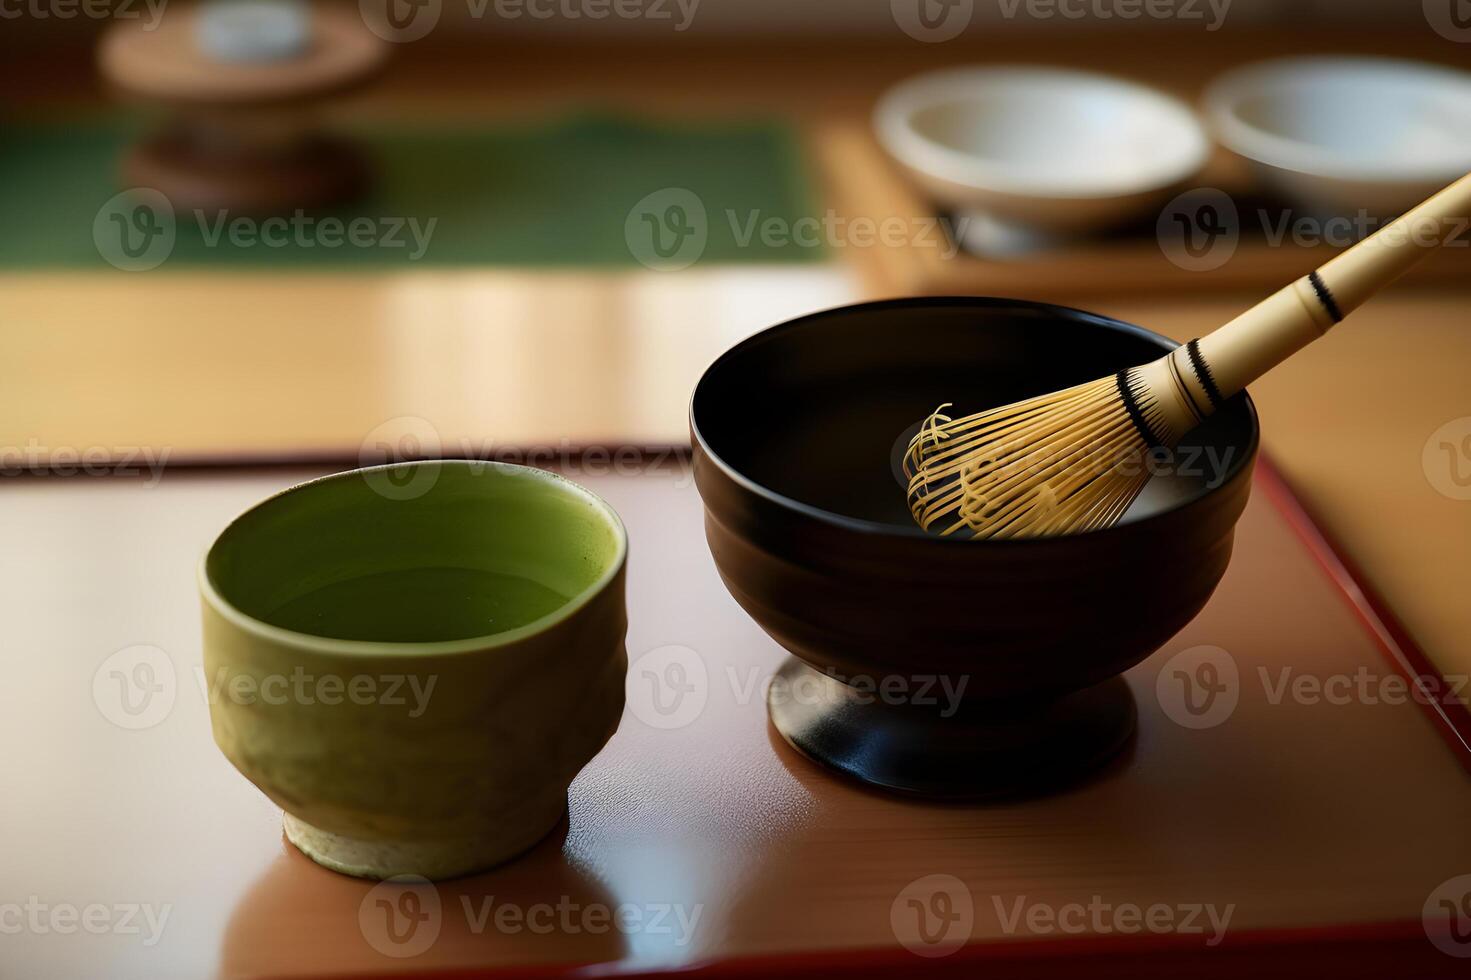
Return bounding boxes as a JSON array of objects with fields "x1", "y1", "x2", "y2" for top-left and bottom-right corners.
[{"x1": 767, "y1": 658, "x2": 1136, "y2": 800}]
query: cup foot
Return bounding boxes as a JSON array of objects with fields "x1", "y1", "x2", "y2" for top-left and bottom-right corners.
[
  {"x1": 955, "y1": 209, "x2": 1073, "y2": 257},
  {"x1": 283, "y1": 794, "x2": 566, "y2": 881},
  {"x1": 124, "y1": 130, "x2": 372, "y2": 217},
  {"x1": 767, "y1": 658, "x2": 1136, "y2": 800}
]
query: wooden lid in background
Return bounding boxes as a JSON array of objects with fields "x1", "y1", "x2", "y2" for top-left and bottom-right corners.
[{"x1": 98, "y1": 2, "x2": 389, "y2": 106}]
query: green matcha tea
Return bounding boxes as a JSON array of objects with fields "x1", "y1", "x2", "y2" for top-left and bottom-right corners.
[{"x1": 265, "y1": 567, "x2": 572, "y2": 643}]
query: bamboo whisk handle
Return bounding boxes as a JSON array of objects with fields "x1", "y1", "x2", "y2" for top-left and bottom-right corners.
[{"x1": 1191, "y1": 171, "x2": 1471, "y2": 402}]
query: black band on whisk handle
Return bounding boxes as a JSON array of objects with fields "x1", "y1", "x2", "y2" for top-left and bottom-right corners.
[{"x1": 1190, "y1": 171, "x2": 1471, "y2": 405}]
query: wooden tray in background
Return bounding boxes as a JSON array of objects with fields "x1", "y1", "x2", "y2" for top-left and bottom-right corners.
[
  {"x1": 814, "y1": 121, "x2": 1471, "y2": 301},
  {"x1": 4, "y1": 455, "x2": 1470, "y2": 978}
]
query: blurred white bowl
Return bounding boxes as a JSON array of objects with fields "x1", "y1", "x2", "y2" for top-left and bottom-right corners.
[
  {"x1": 873, "y1": 66, "x2": 1209, "y2": 251},
  {"x1": 1204, "y1": 57, "x2": 1471, "y2": 218}
]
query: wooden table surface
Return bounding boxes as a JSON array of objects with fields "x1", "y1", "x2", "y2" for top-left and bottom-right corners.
[
  {"x1": 3, "y1": 28, "x2": 1470, "y2": 976},
  {"x1": 3, "y1": 283, "x2": 1466, "y2": 704},
  {"x1": 1, "y1": 462, "x2": 1467, "y2": 978},
  {"x1": 3, "y1": 30, "x2": 1467, "y2": 695}
]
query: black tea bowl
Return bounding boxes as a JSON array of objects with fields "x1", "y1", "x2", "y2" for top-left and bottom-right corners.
[{"x1": 691, "y1": 297, "x2": 1259, "y2": 799}]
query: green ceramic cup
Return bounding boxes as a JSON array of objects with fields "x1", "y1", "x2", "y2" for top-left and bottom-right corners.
[{"x1": 199, "y1": 461, "x2": 628, "y2": 880}]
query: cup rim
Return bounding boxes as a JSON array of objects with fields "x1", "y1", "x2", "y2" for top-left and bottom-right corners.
[
  {"x1": 1202, "y1": 55, "x2": 1471, "y2": 183},
  {"x1": 873, "y1": 65, "x2": 1210, "y2": 200},
  {"x1": 198, "y1": 460, "x2": 628, "y2": 656},
  {"x1": 689, "y1": 296, "x2": 1260, "y2": 548}
]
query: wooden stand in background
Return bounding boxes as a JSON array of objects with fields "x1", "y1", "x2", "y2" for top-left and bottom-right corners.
[
  {"x1": 815, "y1": 121, "x2": 1471, "y2": 300},
  {"x1": 98, "y1": 2, "x2": 389, "y2": 215}
]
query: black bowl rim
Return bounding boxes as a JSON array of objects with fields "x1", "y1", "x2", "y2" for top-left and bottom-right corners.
[{"x1": 689, "y1": 295, "x2": 1261, "y2": 546}]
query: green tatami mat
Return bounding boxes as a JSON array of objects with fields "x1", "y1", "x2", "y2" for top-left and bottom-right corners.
[{"x1": 0, "y1": 114, "x2": 821, "y2": 268}]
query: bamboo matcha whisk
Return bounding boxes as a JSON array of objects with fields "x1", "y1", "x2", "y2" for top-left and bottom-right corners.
[{"x1": 905, "y1": 171, "x2": 1471, "y2": 540}]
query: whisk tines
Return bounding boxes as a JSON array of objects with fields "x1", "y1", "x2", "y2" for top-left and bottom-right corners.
[
  {"x1": 902, "y1": 173, "x2": 1471, "y2": 540},
  {"x1": 903, "y1": 371, "x2": 1163, "y2": 540}
]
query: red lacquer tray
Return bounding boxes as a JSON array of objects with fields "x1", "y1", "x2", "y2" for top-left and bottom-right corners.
[{"x1": 4, "y1": 454, "x2": 1469, "y2": 978}]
